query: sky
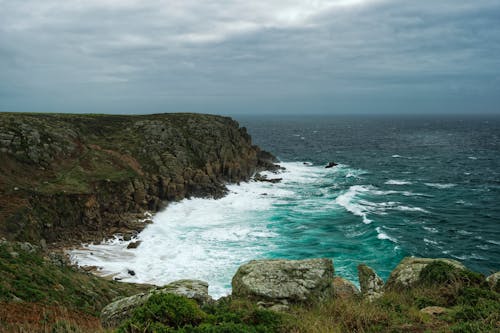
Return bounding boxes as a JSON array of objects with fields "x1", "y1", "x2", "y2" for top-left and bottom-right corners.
[{"x1": 1, "y1": 0, "x2": 499, "y2": 115}]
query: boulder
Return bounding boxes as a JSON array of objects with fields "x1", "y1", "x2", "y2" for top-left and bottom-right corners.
[
  {"x1": 232, "y1": 258, "x2": 334, "y2": 307},
  {"x1": 385, "y1": 257, "x2": 465, "y2": 290},
  {"x1": 420, "y1": 306, "x2": 448, "y2": 316},
  {"x1": 486, "y1": 272, "x2": 500, "y2": 292},
  {"x1": 101, "y1": 279, "x2": 212, "y2": 328},
  {"x1": 357, "y1": 264, "x2": 384, "y2": 300},
  {"x1": 333, "y1": 276, "x2": 359, "y2": 299}
]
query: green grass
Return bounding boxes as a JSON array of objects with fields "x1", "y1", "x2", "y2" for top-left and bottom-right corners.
[{"x1": 0, "y1": 242, "x2": 147, "y2": 316}]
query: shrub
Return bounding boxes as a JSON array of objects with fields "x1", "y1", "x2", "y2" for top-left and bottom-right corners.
[{"x1": 118, "y1": 293, "x2": 205, "y2": 333}]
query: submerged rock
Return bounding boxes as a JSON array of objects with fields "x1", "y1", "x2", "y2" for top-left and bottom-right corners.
[
  {"x1": 385, "y1": 257, "x2": 465, "y2": 290},
  {"x1": 101, "y1": 279, "x2": 212, "y2": 328},
  {"x1": 231, "y1": 258, "x2": 334, "y2": 308},
  {"x1": 358, "y1": 264, "x2": 384, "y2": 300},
  {"x1": 333, "y1": 276, "x2": 359, "y2": 299}
]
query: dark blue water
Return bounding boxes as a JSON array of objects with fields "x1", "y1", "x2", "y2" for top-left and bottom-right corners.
[{"x1": 237, "y1": 115, "x2": 500, "y2": 278}]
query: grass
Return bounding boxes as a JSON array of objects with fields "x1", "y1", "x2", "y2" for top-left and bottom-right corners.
[
  {"x1": 0, "y1": 242, "x2": 148, "y2": 332},
  {"x1": 1, "y1": 246, "x2": 498, "y2": 332}
]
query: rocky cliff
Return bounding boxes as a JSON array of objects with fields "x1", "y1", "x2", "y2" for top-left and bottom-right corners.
[{"x1": 0, "y1": 113, "x2": 277, "y2": 246}]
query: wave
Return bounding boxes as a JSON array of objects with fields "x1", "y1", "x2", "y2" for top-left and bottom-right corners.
[
  {"x1": 335, "y1": 185, "x2": 373, "y2": 224},
  {"x1": 385, "y1": 180, "x2": 412, "y2": 185},
  {"x1": 376, "y1": 227, "x2": 398, "y2": 243},
  {"x1": 425, "y1": 183, "x2": 457, "y2": 189}
]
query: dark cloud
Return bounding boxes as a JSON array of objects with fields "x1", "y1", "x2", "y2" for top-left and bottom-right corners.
[{"x1": 0, "y1": 0, "x2": 499, "y2": 114}]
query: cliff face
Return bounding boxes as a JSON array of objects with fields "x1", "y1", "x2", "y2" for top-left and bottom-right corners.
[{"x1": 0, "y1": 113, "x2": 276, "y2": 246}]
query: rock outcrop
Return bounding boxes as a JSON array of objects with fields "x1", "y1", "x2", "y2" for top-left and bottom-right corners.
[
  {"x1": 357, "y1": 264, "x2": 384, "y2": 300},
  {"x1": 0, "y1": 113, "x2": 278, "y2": 246},
  {"x1": 231, "y1": 258, "x2": 334, "y2": 309},
  {"x1": 385, "y1": 257, "x2": 465, "y2": 290},
  {"x1": 332, "y1": 276, "x2": 359, "y2": 299},
  {"x1": 486, "y1": 272, "x2": 500, "y2": 292},
  {"x1": 101, "y1": 279, "x2": 211, "y2": 328}
]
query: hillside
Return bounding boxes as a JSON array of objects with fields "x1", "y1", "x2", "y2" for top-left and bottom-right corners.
[{"x1": 0, "y1": 113, "x2": 276, "y2": 246}]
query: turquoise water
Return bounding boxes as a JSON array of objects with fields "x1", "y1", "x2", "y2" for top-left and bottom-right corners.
[
  {"x1": 239, "y1": 115, "x2": 500, "y2": 278},
  {"x1": 70, "y1": 115, "x2": 500, "y2": 297}
]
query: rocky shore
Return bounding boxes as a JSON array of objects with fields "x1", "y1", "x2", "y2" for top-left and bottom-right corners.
[
  {"x1": 99, "y1": 256, "x2": 500, "y2": 330},
  {"x1": 0, "y1": 113, "x2": 278, "y2": 247}
]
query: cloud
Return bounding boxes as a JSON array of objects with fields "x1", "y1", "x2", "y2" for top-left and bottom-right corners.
[{"x1": 0, "y1": 0, "x2": 499, "y2": 114}]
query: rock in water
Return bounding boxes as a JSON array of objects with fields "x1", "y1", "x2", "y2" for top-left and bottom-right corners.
[
  {"x1": 385, "y1": 257, "x2": 465, "y2": 290},
  {"x1": 333, "y1": 276, "x2": 359, "y2": 299},
  {"x1": 101, "y1": 279, "x2": 212, "y2": 328},
  {"x1": 231, "y1": 258, "x2": 334, "y2": 308},
  {"x1": 325, "y1": 161, "x2": 338, "y2": 168},
  {"x1": 358, "y1": 264, "x2": 384, "y2": 300}
]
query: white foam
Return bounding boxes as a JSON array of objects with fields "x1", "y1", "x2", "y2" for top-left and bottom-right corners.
[
  {"x1": 385, "y1": 180, "x2": 412, "y2": 185},
  {"x1": 335, "y1": 185, "x2": 373, "y2": 224},
  {"x1": 423, "y1": 226, "x2": 438, "y2": 233},
  {"x1": 424, "y1": 238, "x2": 438, "y2": 245},
  {"x1": 376, "y1": 227, "x2": 397, "y2": 243},
  {"x1": 69, "y1": 162, "x2": 333, "y2": 298},
  {"x1": 424, "y1": 183, "x2": 457, "y2": 189},
  {"x1": 396, "y1": 206, "x2": 429, "y2": 213},
  {"x1": 468, "y1": 156, "x2": 477, "y2": 160}
]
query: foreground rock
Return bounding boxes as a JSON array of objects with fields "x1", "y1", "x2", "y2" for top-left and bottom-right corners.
[
  {"x1": 333, "y1": 276, "x2": 359, "y2": 299},
  {"x1": 358, "y1": 264, "x2": 384, "y2": 300},
  {"x1": 486, "y1": 272, "x2": 500, "y2": 292},
  {"x1": 385, "y1": 257, "x2": 465, "y2": 290},
  {"x1": 232, "y1": 258, "x2": 334, "y2": 309},
  {"x1": 101, "y1": 279, "x2": 212, "y2": 328}
]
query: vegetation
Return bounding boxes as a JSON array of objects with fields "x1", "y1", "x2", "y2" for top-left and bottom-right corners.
[
  {"x1": 0, "y1": 241, "x2": 148, "y2": 332},
  {"x1": 118, "y1": 294, "x2": 285, "y2": 333},
  {"x1": 0, "y1": 244, "x2": 498, "y2": 332}
]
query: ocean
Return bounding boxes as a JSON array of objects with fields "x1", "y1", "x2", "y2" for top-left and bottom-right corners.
[{"x1": 70, "y1": 115, "x2": 500, "y2": 297}]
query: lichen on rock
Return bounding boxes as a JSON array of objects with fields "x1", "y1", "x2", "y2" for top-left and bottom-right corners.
[{"x1": 231, "y1": 258, "x2": 334, "y2": 309}]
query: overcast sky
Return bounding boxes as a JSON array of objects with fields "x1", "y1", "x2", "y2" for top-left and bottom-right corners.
[{"x1": 1, "y1": 0, "x2": 499, "y2": 115}]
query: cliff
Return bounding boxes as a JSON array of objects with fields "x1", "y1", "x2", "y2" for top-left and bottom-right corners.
[{"x1": 0, "y1": 113, "x2": 277, "y2": 246}]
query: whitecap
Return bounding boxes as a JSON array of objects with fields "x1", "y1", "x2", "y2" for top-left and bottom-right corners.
[
  {"x1": 424, "y1": 183, "x2": 457, "y2": 189},
  {"x1": 376, "y1": 227, "x2": 397, "y2": 243},
  {"x1": 468, "y1": 156, "x2": 477, "y2": 160},
  {"x1": 424, "y1": 238, "x2": 438, "y2": 245},
  {"x1": 396, "y1": 206, "x2": 429, "y2": 213},
  {"x1": 385, "y1": 180, "x2": 412, "y2": 185},
  {"x1": 423, "y1": 226, "x2": 438, "y2": 233},
  {"x1": 335, "y1": 185, "x2": 373, "y2": 224}
]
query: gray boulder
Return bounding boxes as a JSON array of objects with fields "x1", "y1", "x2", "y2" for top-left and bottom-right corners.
[
  {"x1": 232, "y1": 258, "x2": 334, "y2": 308},
  {"x1": 101, "y1": 279, "x2": 212, "y2": 328},
  {"x1": 357, "y1": 264, "x2": 384, "y2": 300},
  {"x1": 385, "y1": 257, "x2": 465, "y2": 290},
  {"x1": 486, "y1": 272, "x2": 500, "y2": 292},
  {"x1": 333, "y1": 276, "x2": 359, "y2": 299}
]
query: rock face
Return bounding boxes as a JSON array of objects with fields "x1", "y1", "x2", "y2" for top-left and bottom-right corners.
[
  {"x1": 0, "y1": 113, "x2": 278, "y2": 245},
  {"x1": 332, "y1": 276, "x2": 359, "y2": 299},
  {"x1": 101, "y1": 279, "x2": 211, "y2": 328},
  {"x1": 357, "y1": 264, "x2": 384, "y2": 300},
  {"x1": 231, "y1": 258, "x2": 334, "y2": 308},
  {"x1": 385, "y1": 257, "x2": 465, "y2": 290},
  {"x1": 486, "y1": 272, "x2": 500, "y2": 292}
]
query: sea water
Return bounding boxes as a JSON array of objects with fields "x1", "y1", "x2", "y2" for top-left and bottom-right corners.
[{"x1": 70, "y1": 115, "x2": 500, "y2": 298}]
